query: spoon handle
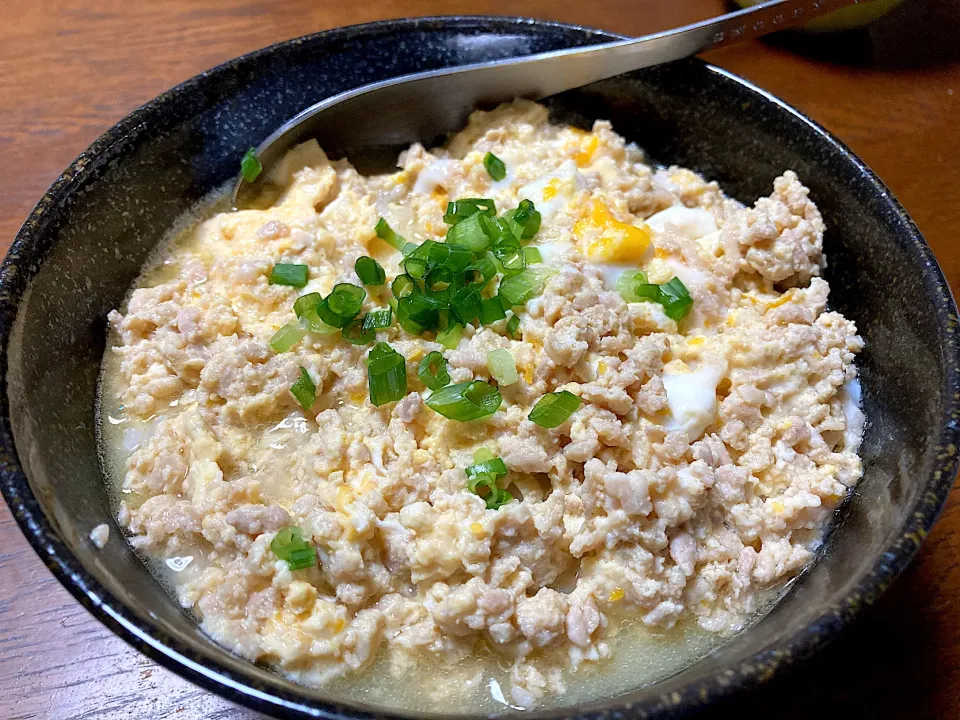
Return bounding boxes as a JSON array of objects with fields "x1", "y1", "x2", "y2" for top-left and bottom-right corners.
[{"x1": 234, "y1": 0, "x2": 865, "y2": 205}]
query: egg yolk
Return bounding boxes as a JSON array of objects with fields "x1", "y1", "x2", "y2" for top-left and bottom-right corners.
[{"x1": 574, "y1": 201, "x2": 652, "y2": 263}]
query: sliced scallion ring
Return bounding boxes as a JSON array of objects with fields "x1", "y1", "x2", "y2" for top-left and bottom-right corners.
[
  {"x1": 505, "y1": 313, "x2": 521, "y2": 339},
  {"x1": 487, "y1": 349, "x2": 518, "y2": 386},
  {"x1": 443, "y1": 198, "x2": 496, "y2": 225},
  {"x1": 367, "y1": 342, "x2": 407, "y2": 406},
  {"x1": 498, "y1": 267, "x2": 554, "y2": 307},
  {"x1": 270, "y1": 263, "x2": 309, "y2": 287},
  {"x1": 479, "y1": 296, "x2": 507, "y2": 325},
  {"x1": 290, "y1": 367, "x2": 316, "y2": 410},
  {"x1": 270, "y1": 321, "x2": 306, "y2": 353},
  {"x1": 241, "y1": 147, "x2": 262, "y2": 183},
  {"x1": 425, "y1": 381, "x2": 502, "y2": 421},
  {"x1": 418, "y1": 351, "x2": 450, "y2": 391},
  {"x1": 342, "y1": 317, "x2": 375, "y2": 345},
  {"x1": 528, "y1": 390, "x2": 581, "y2": 428},
  {"x1": 270, "y1": 526, "x2": 316, "y2": 570},
  {"x1": 362, "y1": 307, "x2": 392, "y2": 332},
  {"x1": 355, "y1": 256, "x2": 386, "y2": 286},
  {"x1": 436, "y1": 322, "x2": 463, "y2": 349},
  {"x1": 317, "y1": 283, "x2": 366, "y2": 328},
  {"x1": 483, "y1": 152, "x2": 507, "y2": 182}
]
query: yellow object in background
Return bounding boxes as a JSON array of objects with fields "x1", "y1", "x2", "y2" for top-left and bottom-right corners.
[{"x1": 733, "y1": 0, "x2": 904, "y2": 33}]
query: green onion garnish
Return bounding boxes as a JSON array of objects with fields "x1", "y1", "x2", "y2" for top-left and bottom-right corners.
[
  {"x1": 425, "y1": 381, "x2": 502, "y2": 421},
  {"x1": 498, "y1": 267, "x2": 554, "y2": 307},
  {"x1": 465, "y1": 257, "x2": 497, "y2": 286},
  {"x1": 362, "y1": 308, "x2": 392, "y2": 332},
  {"x1": 436, "y1": 322, "x2": 463, "y2": 349},
  {"x1": 270, "y1": 526, "x2": 316, "y2": 570},
  {"x1": 657, "y1": 277, "x2": 694, "y2": 321},
  {"x1": 522, "y1": 246, "x2": 543, "y2": 264},
  {"x1": 317, "y1": 283, "x2": 366, "y2": 328},
  {"x1": 270, "y1": 321, "x2": 306, "y2": 353},
  {"x1": 616, "y1": 272, "x2": 693, "y2": 321},
  {"x1": 452, "y1": 286, "x2": 481, "y2": 326},
  {"x1": 392, "y1": 274, "x2": 417, "y2": 299},
  {"x1": 293, "y1": 293, "x2": 338, "y2": 334},
  {"x1": 270, "y1": 263, "x2": 309, "y2": 287},
  {"x1": 505, "y1": 313, "x2": 521, "y2": 339},
  {"x1": 342, "y1": 317, "x2": 375, "y2": 345},
  {"x1": 483, "y1": 152, "x2": 507, "y2": 182},
  {"x1": 493, "y1": 240, "x2": 526, "y2": 276},
  {"x1": 443, "y1": 198, "x2": 496, "y2": 225},
  {"x1": 355, "y1": 256, "x2": 386, "y2": 286},
  {"x1": 529, "y1": 390, "x2": 581, "y2": 428},
  {"x1": 504, "y1": 199, "x2": 541, "y2": 240},
  {"x1": 375, "y1": 218, "x2": 413, "y2": 253},
  {"x1": 241, "y1": 147, "x2": 262, "y2": 183},
  {"x1": 468, "y1": 473, "x2": 513, "y2": 510},
  {"x1": 465, "y1": 453, "x2": 508, "y2": 480},
  {"x1": 479, "y1": 296, "x2": 507, "y2": 325},
  {"x1": 367, "y1": 342, "x2": 407, "y2": 406},
  {"x1": 398, "y1": 293, "x2": 443, "y2": 332},
  {"x1": 290, "y1": 367, "x2": 316, "y2": 410},
  {"x1": 487, "y1": 349, "x2": 518, "y2": 386},
  {"x1": 418, "y1": 351, "x2": 450, "y2": 391},
  {"x1": 446, "y1": 213, "x2": 490, "y2": 252}
]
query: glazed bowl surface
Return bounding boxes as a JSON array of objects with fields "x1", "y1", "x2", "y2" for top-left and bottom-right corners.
[{"x1": 2, "y1": 15, "x2": 957, "y2": 720}]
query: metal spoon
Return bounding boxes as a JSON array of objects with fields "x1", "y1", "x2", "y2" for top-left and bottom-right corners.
[{"x1": 233, "y1": 0, "x2": 863, "y2": 208}]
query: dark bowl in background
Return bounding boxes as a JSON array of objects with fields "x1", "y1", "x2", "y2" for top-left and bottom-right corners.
[{"x1": 1, "y1": 16, "x2": 958, "y2": 720}]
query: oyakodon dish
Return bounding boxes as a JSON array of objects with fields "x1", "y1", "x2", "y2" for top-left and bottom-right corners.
[{"x1": 100, "y1": 101, "x2": 864, "y2": 710}]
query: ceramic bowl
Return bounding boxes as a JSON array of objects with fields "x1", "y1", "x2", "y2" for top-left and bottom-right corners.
[{"x1": 2, "y1": 16, "x2": 957, "y2": 720}]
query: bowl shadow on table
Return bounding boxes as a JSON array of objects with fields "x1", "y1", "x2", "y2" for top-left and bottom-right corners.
[{"x1": 760, "y1": 0, "x2": 960, "y2": 69}]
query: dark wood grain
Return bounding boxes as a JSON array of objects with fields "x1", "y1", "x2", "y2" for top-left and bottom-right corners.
[{"x1": 1, "y1": 1, "x2": 958, "y2": 718}]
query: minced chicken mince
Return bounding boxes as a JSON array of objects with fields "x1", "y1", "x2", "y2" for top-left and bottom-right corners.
[{"x1": 99, "y1": 100, "x2": 864, "y2": 710}]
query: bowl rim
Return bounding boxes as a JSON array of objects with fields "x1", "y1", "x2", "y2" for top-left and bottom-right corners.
[{"x1": 1, "y1": 14, "x2": 958, "y2": 720}]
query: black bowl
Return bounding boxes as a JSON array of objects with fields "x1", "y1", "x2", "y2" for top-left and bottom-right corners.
[{"x1": 2, "y1": 16, "x2": 958, "y2": 720}]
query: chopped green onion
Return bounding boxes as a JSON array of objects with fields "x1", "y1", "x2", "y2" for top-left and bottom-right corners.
[
  {"x1": 241, "y1": 147, "x2": 262, "y2": 183},
  {"x1": 398, "y1": 293, "x2": 444, "y2": 331},
  {"x1": 363, "y1": 308, "x2": 392, "y2": 332},
  {"x1": 658, "y1": 277, "x2": 694, "y2": 321},
  {"x1": 466, "y1": 456, "x2": 508, "y2": 480},
  {"x1": 467, "y1": 473, "x2": 513, "y2": 510},
  {"x1": 317, "y1": 283, "x2": 366, "y2": 328},
  {"x1": 426, "y1": 381, "x2": 502, "y2": 421},
  {"x1": 452, "y1": 286, "x2": 481, "y2": 326},
  {"x1": 290, "y1": 367, "x2": 316, "y2": 410},
  {"x1": 529, "y1": 390, "x2": 581, "y2": 428},
  {"x1": 492, "y1": 239, "x2": 526, "y2": 276},
  {"x1": 504, "y1": 199, "x2": 541, "y2": 240},
  {"x1": 483, "y1": 152, "x2": 507, "y2": 182},
  {"x1": 270, "y1": 527, "x2": 316, "y2": 570},
  {"x1": 487, "y1": 349, "x2": 518, "y2": 386},
  {"x1": 443, "y1": 198, "x2": 496, "y2": 225},
  {"x1": 522, "y1": 246, "x2": 543, "y2": 264},
  {"x1": 418, "y1": 351, "x2": 450, "y2": 390},
  {"x1": 479, "y1": 296, "x2": 507, "y2": 325},
  {"x1": 465, "y1": 257, "x2": 497, "y2": 286},
  {"x1": 615, "y1": 270, "x2": 648, "y2": 303},
  {"x1": 355, "y1": 256, "x2": 386, "y2": 286},
  {"x1": 479, "y1": 214, "x2": 521, "y2": 247},
  {"x1": 474, "y1": 447, "x2": 496, "y2": 464},
  {"x1": 375, "y1": 218, "x2": 410, "y2": 253},
  {"x1": 392, "y1": 274, "x2": 417, "y2": 300},
  {"x1": 505, "y1": 313, "x2": 521, "y2": 339},
  {"x1": 424, "y1": 266, "x2": 455, "y2": 303},
  {"x1": 342, "y1": 317, "x2": 375, "y2": 345},
  {"x1": 436, "y1": 322, "x2": 463, "y2": 349},
  {"x1": 270, "y1": 321, "x2": 306, "y2": 353},
  {"x1": 270, "y1": 263, "x2": 309, "y2": 287},
  {"x1": 446, "y1": 212, "x2": 490, "y2": 252},
  {"x1": 294, "y1": 293, "x2": 338, "y2": 334},
  {"x1": 498, "y1": 267, "x2": 554, "y2": 307},
  {"x1": 367, "y1": 342, "x2": 407, "y2": 406}
]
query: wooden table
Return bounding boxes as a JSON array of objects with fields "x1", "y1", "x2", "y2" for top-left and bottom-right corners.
[{"x1": 2, "y1": 1, "x2": 958, "y2": 718}]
